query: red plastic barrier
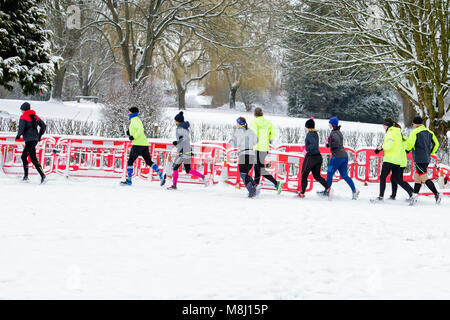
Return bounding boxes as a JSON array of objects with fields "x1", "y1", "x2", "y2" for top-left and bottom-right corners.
[{"x1": 1, "y1": 134, "x2": 448, "y2": 195}]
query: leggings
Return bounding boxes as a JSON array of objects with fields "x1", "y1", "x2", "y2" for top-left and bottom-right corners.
[
  {"x1": 326, "y1": 157, "x2": 356, "y2": 192},
  {"x1": 300, "y1": 154, "x2": 328, "y2": 194},
  {"x1": 390, "y1": 167, "x2": 405, "y2": 198},
  {"x1": 254, "y1": 151, "x2": 277, "y2": 186},
  {"x1": 379, "y1": 162, "x2": 412, "y2": 198},
  {"x1": 238, "y1": 154, "x2": 255, "y2": 186},
  {"x1": 21, "y1": 141, "x2": 45, "y2": 178}
]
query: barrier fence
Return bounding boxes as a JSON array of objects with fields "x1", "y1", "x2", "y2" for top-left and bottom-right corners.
[{"x1": 1, "y1": 133, "x2": 449, "y2": 196}]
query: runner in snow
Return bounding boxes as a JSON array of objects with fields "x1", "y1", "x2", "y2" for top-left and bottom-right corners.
[
  {"x1": 325, "y1": 117, "x2": 359, "y2": 200},
  {"x1": 371, "y1": 118, "x2": 413, "y2": 202},
  {"x1": 406, "y1": 116, "x2": 441, "y2": 205},
  {"x1": 120, "y1": 107, "x2": 166, "y2": 186},
  {"x1": 167, "y1": 111, "x2": 208, "y2": 190},
  {"x1": 249, "y1": 107, "x2": 282, "y2": 195},
  {"x1": 15, "y1": 102, "x2": 47, "y2": 183},
  {"x1": 228, "y1": 117, "x2": 258, "y2": 198},
  {"x1": 389, "y1": 123, "x2": 408, "y2": 200},
  {"x1": 298, "y1": 118, "x2": 330, "y2": 198}
]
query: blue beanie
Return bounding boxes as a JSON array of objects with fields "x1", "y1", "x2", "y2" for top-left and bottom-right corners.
[{"x1": 329, "y1": 116, "x2": 339, "y2": 127}]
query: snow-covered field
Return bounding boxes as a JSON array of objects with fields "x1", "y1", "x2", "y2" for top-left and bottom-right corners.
[{"x1": 0, "y1": 174, "x2": 448, "y2": 299}]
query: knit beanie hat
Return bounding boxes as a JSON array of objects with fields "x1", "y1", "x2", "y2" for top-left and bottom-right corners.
[
  {"x1": 413, "y1": 116, "x2": 423, "y2": 124},
  {"x1": 20, "y1": 102, "x2": 31, "y2": 111},
  {"x1": 174, "y1": 111, "x2": 184, "y2": 122},
  {"x1": 383, "y1": 117, "x2": 394, "y2": 128},
  {"x1": 129, "y1": 107, "x2": 139, "y2": 114},
  {"x1": 305, "y1": 117, "x2": 315, "y2": 129},
  {"x1": 329, "y1": 116, "x2": 339, "y2": 127}
]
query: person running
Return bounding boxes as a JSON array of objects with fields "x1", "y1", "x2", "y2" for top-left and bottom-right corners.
[
  {"x1": 15, "y1": 102, "x2": 47, "y2": 183},
  {"x1": 249, "y1": 107, "x2": 282, "y2": 195},
  {"x1": 299, "y1": 118, "x2": 330, "y2": 198},
  {"x1": 167, "y1": 111, "x2": 208, "y2": 190},
  {"x1": 120, "y1": 107, "x2": 166, "y2": 186},
  {"x1": 228, "y1": 117, "x2": 258, "y2": 198},
  {"x1": 389, "y1": 123, "x2": 408, "y2": 200},
  {"x1": 406, "y1": 116, "x2": 441, "y2": 205},
  {"x1": 371, "y1": 117, "x2": 413, "y2": 202},
  {"x1": 325, "y1": 117, "x2": 359, "y2": 200}
]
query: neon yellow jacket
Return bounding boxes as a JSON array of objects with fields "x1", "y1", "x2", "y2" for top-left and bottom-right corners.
[
  {"x1": 405, "y1": 125, "x2": 439, "y2": 163},
  {"x1": 129, "y1": 116, "x2": 149, "y2": 146},
  {"x1": 399, "y1": 139, "x2": 407, "y2": 168},
  {"x1": 382, "y1": 126, "x2": 403, "y2": 165},
  {"x1": 250, "y1": 116, "x2": 277, "y2": 152}
]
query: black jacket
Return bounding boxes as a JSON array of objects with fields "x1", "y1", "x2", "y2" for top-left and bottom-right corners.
[
  {"x1": 305, "y1": 131, "x2": 320, "y2": 156},
  {"x1": 16, "y1": 110, "x2": 46, "y2": 142}
]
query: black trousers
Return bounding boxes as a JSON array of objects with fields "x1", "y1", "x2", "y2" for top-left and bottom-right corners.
[
  {"x1": 380, "y1": 162, "x2": 412, "y2": 198},
  {"x1": 127, "y1": 146, "x2": 154, "y2": 167},
  {"x1": 390, "y1": 167, "x2": 405, "y2": 198},
  {"x1": 300, "y1": 154, "x2": 328, "y2": 194},
  {"x1": 238, "y1": 154, "x2": 255, "y2": 186},
  {"x1": 21, "y1": 141, "x2": 45, "y2": 177},
  {"x1": 254, "y1": 151, "x2": 277, "y2": 186}
]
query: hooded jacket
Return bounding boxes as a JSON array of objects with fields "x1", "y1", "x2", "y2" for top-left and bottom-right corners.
[
  {"x1": 175, "y1": 121, "x2": 192, "y2": 154},
  {"x1": 382, "y1": 126, "x2": 403, "y2": 165},
  {"x1": 16, "y1": 110, "x2": 46, "y2": 142},
  {"x1": 405, "y1": 125, "x2": 439, "y2": 164},
  {"x1": 249, "y1": 116, "x2": 277, "y2": 152},
  {"x1": 228, "y1": 126, "x2": 258, "y2": 156}
]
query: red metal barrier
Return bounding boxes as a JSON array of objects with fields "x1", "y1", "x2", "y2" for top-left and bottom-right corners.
[{"x1": 1, "y1": 133, "x2": 448, "y2": 196}]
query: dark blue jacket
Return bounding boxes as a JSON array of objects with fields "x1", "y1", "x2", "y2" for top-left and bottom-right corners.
[{"x1": 305, "y1": 131, "x2": 320, "y2": 156}]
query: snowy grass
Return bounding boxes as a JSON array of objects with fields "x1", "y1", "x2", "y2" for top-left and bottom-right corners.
[{"x1": 0, "y1": 175, "x2": 449, "y2": 299}]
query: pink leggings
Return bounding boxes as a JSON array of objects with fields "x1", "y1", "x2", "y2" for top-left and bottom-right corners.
[{"x1": 173, "y1": 169, "x2": 203, "y2": 185}]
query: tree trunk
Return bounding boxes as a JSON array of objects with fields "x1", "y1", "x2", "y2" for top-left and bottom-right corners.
[
  {"x1": 229, "y1": 86, "x2": 238, "y2": 109},
  {"x1": 401, "y1": 94, "x2": 416, "y2": 128},
  {"x1": 176, "y1": 80, "x2": 186, "y2": 110},
  {"x1": 51, "y1": 64, "x2": 66, "y2": 101}
]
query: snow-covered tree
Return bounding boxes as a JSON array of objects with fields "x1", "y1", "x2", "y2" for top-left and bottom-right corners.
[
  {"x1": 281, "y1": 0, "x2": 449, "y2": 142},
  {"x1": 0, "y1": 0, "x2": 56, "y2": 95},
  {"x1": 101, "y1": 81, "x2": 167, "y2": 138}
]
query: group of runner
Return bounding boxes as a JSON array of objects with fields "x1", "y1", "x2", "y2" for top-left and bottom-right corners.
[{"x1": 14, "y1": 102, "x2": 442, "y2": 205}]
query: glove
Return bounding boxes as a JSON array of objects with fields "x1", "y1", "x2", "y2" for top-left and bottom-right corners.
[
  {"x1": 374, "y1": 148, "x2": 381, "y2": 154},
  {"x1": 405, "y1": 149, "x2": 411, "y2": 154},
  {"x1": 129, "y1": 136, "x2": 134, "y2": 141},
  {"x1": 15, "y1": 135, "x2": 20, "y2": 140},
  {"x1": 173, "y1": 141, "x2": 178, "y2": 146}
]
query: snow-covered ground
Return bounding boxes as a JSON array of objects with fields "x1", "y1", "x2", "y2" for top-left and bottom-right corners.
[
  {"x1": 0, "y1": 99, "x2": 103, "y2": 121},
  {"x1": 0, "y1": 174, "x2": 448, "y2": 299}
]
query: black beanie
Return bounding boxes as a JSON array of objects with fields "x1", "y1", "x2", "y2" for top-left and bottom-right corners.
[
  {"x1": 174, "y1": 111, "x2": 184, "y2": 123},
  {"x1": 129, "y1": 107, "x2": 139, "y2": 114},
  {"x1": 305, "y1": 118, "x2": 315, "y2": 129},
  {"x1": 20, "y1": 102, "x2": 31, "y2": 111},
  {"x1": 413, "y1": 116, "x2": 423, "y2": 124},
  {"x1": 383, "y1": 117, "x2": 394, "y2": 127}
]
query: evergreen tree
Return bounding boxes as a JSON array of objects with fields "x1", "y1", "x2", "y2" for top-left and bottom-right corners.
[{"x1": 0, "y1": 0, "x2": 55, "y2": 95}]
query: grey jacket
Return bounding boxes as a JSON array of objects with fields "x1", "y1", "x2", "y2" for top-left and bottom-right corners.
[
  {"x1": 175, "y1": 121, "x2": 192, "y2": 154},
  {"x1": 228, "y1": 127, "x2": 258, "y2": 156},
  {"x1": 305, "y1": 131, "x2": 320, "y2": 156},
  {"x1": 327, "y1": 130, "x2": 348, "y2": 158}
]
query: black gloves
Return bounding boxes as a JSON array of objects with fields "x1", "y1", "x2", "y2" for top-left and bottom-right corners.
[
  {"x1": 129, "y1": 136, "x2": 134, "y2": 141},
  {"x1": 15, "y1": 135, "x2": 20, "y2": 140},
  {"x1": 172, "y1": 141, "x2": 178, "y2": 146},
  {"x1": 374, "y1": 148, "x2": 382, "y2": 154}
]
